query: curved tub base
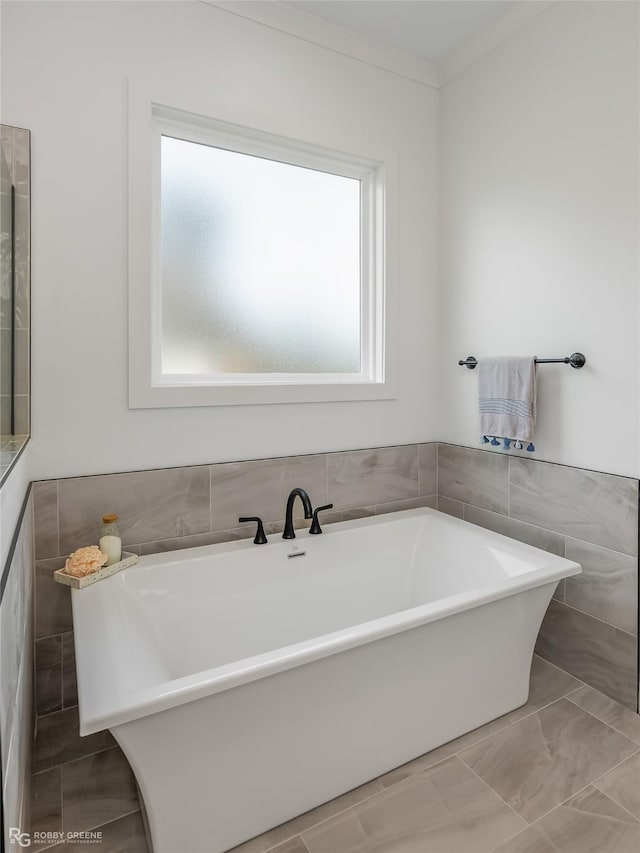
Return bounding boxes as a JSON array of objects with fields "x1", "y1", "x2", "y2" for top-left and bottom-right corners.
[{"x1": 112, "y1": 583, "x2": 554, "y2": 853}]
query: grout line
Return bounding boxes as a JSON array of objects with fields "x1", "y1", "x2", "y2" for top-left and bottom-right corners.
[
  {"x1": 429, "y1": 674, "x2": 584, "y2": 767},
  {"x1": 500, "y1": 824, "x2": 563, "y2": 853},
  {"x1": 436, "y1": 442, "x2": 640, "y2": 485},
  {"x1": 64, "y1": 806, "x2": 142, "y2": 837},
  {"x1": 456, "y1": 753, "x2": 527, "y2": 828},
  {"x1": 55, "y1": 480, "x2": 60, "y2": 559},
  {"x1": 32, "y1": 745, "x2": 121, "y2": 779},
  {"x1": 381, "y1": 752, "x2": 456, "y2": 788},
  {"x1": 324, "y1": 451, "x2": 330, "y2": 505},
  {"x1": 31, "y1": 766, "x2": 56, "y2": 780},
  {"x1": 566, "y1": 697, "x2": 640, "y2": 744},
  {"x1": 445, "y1": 696, "x2": 569, "y2": 761},
  {"x1": 377, "y1": 688, "x2": 588, "y2": 798},
  {"x1": 34, "y1": 632, "x2": 72, "y2": 646},
  {"x1": 563, "y1": 684, "x2": 586, "y2": 698},
  {"x1": 33, "y1": 743, "x2": 116, "y2": 775},
  {"x1": 35, "y1": 704, "x2": 75, "y2": 721},
  {"x1": 29, "y1": 770, "x2": 63, "y2": 851},
  {"x1": 257, "y1": 783, "x2": 388, "y2": 852},
  {"x1": 591, "y1": 775, "x2": 640, "y2": 825},
  {"x1": 132, "y1": 525, "x2": 258, "y2": 551},
  {"x1": 60, "y1": 757, "x2": 65, "y2": 833},
  {"x1": 554, "y1": 599, "x2": 638, "y2": 638},
  {"x1": 460, "y1": 504, "x2": 566, "y2": 551},
  {"x1": 61, "y1": 743, "x2": 122, "y2": 769},
  {"x1": 440, "y1": 454, "x2": 636, "y2": 560},
  {"x1": 524, "y1": 746, "x2": 640, "y2": 828},
  {"x1": 265, "y1": 836, "x2": 311, "y2": 853},
  {"x1": 208, "y1": 465, "x2": 213, "y2": 534},
  {"x1": 299, "y1": 836, "x2": 311, "y2": 853},
  {"x1": 532, "y1": 653, "x2": 585, "y2": 686},
  {"x1": 564, "y1": 535, "x2": 639, "y2": 561},
  {"x1": 35, "y1": 555, "x2": 67, "y2": 568},
  {"x1": 324, "y1": 453, "x2": 329, "y2": 507},
  {"x1": 34, "y1": 631, "x2": 65, "y2": 644},
  {"x1": 58, "y1": 638, "x2": 63, "y2": 717},
  {"x1": 565, "y1": 692, "x2": 640, "y2": 745}
]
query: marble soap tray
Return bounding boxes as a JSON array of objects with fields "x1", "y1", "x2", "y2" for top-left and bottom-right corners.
[{"x1": 53, "y1": 552, "x2": 139, "y2": 589}]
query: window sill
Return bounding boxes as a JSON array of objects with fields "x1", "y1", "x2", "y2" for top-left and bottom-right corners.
[{"x1": 129, "y1": 379, "x2": 397, "y2": 409}]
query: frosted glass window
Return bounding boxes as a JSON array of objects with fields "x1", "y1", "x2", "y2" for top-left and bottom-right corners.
[{"x1": 160, "y1": 136, "x2": 361, "y2": 375}]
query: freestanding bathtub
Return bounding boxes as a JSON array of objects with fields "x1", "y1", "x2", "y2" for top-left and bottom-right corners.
[{"x1": 72, "y1": 507, "x2": 580, "y2": 853}]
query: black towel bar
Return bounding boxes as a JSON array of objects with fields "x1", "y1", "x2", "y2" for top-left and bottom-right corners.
[{"x1": 458, "y1": 353, "x2": 586, "y2": 370}]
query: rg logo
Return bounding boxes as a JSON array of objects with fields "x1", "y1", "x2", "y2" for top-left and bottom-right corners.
[{"x1": 9, "y1": 828, "x2": 31, "y2": 847}]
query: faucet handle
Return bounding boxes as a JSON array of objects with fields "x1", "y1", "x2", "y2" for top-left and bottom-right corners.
[
  {"x1": 309, "y1": 504, "x2": 334, "y2": 535},
  {"x1": 238, "y1": 516, "x2": 268, "y2": 544}
]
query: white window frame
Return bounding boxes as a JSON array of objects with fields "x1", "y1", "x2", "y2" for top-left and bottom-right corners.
[{"x1": 128, "y1": 85, "x2": 397, "y2": 408}]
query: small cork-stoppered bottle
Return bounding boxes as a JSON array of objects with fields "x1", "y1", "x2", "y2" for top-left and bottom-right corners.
[{"x1": 99, "y1": 514, "x2": 122, "y2": 567}]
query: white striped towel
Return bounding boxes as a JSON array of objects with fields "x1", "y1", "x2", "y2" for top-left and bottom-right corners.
[{"x1": 478, "y1": 356, "x2": 537, "y2": 443}]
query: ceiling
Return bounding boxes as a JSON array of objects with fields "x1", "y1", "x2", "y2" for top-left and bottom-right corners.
[{"x1": 283, "y1": 1, "x2": 515, "y2": 62}]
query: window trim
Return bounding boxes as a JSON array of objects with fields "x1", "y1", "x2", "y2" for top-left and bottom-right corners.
[{"x1": 128, "y1": 83, "x2": 397, "y2": 408}]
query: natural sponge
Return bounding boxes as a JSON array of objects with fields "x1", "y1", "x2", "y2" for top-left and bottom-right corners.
[{"x1": 64, "y1": 545, "x2": 108, "y2": 577}]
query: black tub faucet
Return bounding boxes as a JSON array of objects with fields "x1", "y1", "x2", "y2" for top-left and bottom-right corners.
[
  {"x1": 309, "y1": 504, "x2": 334, "y2": 535},
  {"x1": 238, "y1": 516, "x2": 268, "y2": 544},
  {"x1": 283, "y1": 488, "x2": 313, "y2": 539}
]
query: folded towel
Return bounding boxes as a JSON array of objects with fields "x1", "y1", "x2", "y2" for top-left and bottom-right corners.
[{"x1": 478, "y1": 356, "x2": 537, "y2": 444}]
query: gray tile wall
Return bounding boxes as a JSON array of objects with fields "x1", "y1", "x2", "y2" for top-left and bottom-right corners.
[
  {"x1": 436, "y1": 443, "x2": 639, "y2": 712},
  {"x1": 30, "y1": 444, "x2": 438, "y2": 849},
  {"x1": 30, "y1": 439, "x2": 638, "y2": 852},
  {"x1": 34, "y1": 444, "x2": 437, "y2": 566},
  {"x1": 1, "y1": 492, "x2": 33, "y2": 844}
]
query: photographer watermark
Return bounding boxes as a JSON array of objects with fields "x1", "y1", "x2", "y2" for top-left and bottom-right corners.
[{"x1": 10, "y1": 828, "x2": 103, "y2": 846}]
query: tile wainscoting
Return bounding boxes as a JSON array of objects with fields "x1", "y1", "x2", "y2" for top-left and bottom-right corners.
[
  {"x1": 29, "y1": 444, "x2": 437, "y2": 848},
  {"x1": 29, "y1": 441, "x2": 638, "y2": 850},
  {"x1": 437, "y1": 443, "x2": 639, "y2": 711},
  {"x1": 1, "y1": 489, "x2": 34, "y2": 846}
]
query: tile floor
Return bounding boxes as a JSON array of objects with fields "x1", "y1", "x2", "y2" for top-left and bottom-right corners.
[
  {"x1": 42, "y1": 656, "x2": 640, "y2": 853},
  {"x1": 229, "y1": 657, "x2": 639, "y2": 853}
]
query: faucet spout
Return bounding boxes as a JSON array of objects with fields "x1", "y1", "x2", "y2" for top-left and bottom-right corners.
[{"x1": 283, "y1": 488, "x2": 313, "y2": 539}]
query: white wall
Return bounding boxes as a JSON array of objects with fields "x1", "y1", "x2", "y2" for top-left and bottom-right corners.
[
  {"x1": 440, "y1": 0, "x2": 639, "y2": 477},
  {"x1": 0, "y1": 0, "x2": 439, "y2": 480},
  {"x1": 2, "y1": 1, "x2": 637, "y2": 481}
]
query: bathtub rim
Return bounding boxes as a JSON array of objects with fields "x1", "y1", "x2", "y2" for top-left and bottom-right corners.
[{"x1": 73, "y1": 507, "x2": 580, "y2": 735}]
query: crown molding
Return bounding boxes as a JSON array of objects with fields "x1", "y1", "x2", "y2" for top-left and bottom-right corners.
[
  {"x1": 201, "y1": 1, "x2": 440, "y2": 88},
  {"x1": 439, "y1": 1, "x2": 556, "y2": 86},
  {"x1": 201, "y1": 1, "x2": 558, "y2": 89}
]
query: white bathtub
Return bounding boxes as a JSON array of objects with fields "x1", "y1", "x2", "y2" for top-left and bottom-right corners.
[{"x1": 72, "y1": 508, "x2": 580, "y2": 853}]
